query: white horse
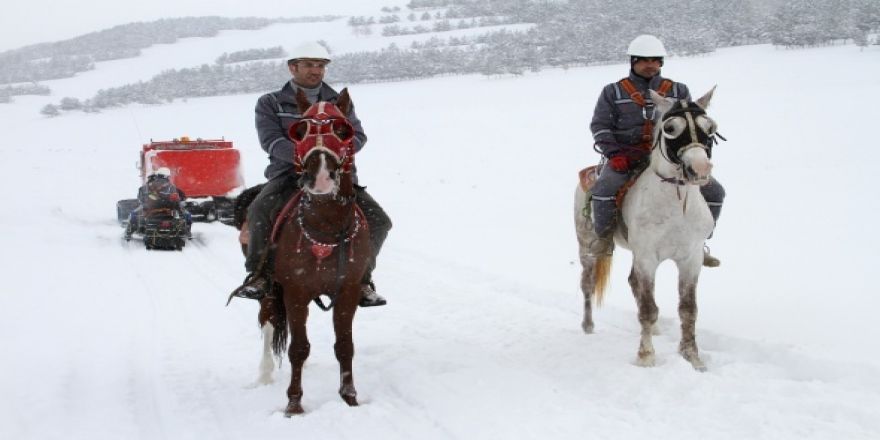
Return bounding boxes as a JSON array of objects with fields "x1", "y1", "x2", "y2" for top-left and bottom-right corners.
[{"x1": 574, "y1": 87, "x2": 718, "y2": 371}]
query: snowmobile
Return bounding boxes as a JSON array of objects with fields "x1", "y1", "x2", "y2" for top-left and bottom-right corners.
[{"x1": 121, "y1": 207, "x2": 190, "y2": 250}]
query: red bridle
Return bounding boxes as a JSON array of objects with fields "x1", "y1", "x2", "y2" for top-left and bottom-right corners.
[{"x1": 289, "y1": 101, "x2": 355, "y2": 174}]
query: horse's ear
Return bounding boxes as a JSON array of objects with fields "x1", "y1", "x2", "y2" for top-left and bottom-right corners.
[
  {"x1": 649, "y1": 89, "x2": 674, "y2": 116},
  {"x1": 695, "y1": 85, "x2": 716, "y2": 110},
  {"x1": 295, "y1": 88, "x2": 311, "y2": 114},
  {"x1": 336, "y1": 87, "x2": 351, "y2": 115}
]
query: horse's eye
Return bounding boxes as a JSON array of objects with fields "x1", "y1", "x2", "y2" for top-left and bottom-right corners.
[
  {"x1": 291, "y1": 121, "x2": 308, "y2": 141},
  {"x1": 332, "y1": 120, "x2": 353, "y2": 141},
  {"x1": 696, "y1": 115, "x2": 716, "y2": 134},
  {"x1": 662, "y1": 117, "x2": 686, "y2": 138}
]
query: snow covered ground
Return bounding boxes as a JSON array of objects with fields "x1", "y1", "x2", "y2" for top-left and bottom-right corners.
[{"x1": 1, "y1": 16, "x2": 879, "y2": 440}]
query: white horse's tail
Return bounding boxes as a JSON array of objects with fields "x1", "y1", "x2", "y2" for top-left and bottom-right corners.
[{"x1": 593, "y1": 255, "x2": 612, "y2": 305}]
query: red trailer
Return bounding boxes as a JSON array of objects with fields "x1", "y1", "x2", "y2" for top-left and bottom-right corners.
[{"x1": 117, "y1": 136, "x2": 245, "y2": 227}]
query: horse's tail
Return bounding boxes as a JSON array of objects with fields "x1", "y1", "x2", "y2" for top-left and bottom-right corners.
[
  {"x1": 268, "y1": 282, "x2": 288, "y2": 359},
  {"x1": 593, "y1": 255, "x2": 612, "y2": 306},
  {"x1": 233, "y1": 183, "x2": 266, "y2": 230}
]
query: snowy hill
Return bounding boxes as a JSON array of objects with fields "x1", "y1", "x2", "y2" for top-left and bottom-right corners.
[{"x1": 1, "y1": 15, "x2": 879, "y2": 440}]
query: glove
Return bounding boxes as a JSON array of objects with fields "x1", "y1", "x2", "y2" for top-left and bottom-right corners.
[
  {"x1": 169, "y1": 193, "x2": 180, "y2": 202},
  {"x1": 608, "y1": 155, "x2": 630, "y2": 172}
]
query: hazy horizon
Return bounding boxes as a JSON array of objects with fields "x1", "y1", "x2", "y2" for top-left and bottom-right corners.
[{"x1": 0, "y1": 0, "x2": 408, "y2": 51}]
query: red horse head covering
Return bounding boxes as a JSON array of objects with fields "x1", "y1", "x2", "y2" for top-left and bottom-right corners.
[{"x1": 289, "y1": 101, "x2": 355, "y2": 173}]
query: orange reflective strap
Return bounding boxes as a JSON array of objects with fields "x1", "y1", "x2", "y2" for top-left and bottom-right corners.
[
  {"x1": 619, "y1": 78, "x2": 674, "y2": 105},
  {"x1": 656, "y1": 79, "x2": 673, "y2": 97},
  {"x1": 619, "y1": 78, "x2": 675, "y2": 151},
  {"x1": 619, "y1": 79, "x2": 645, "y2": 107}
]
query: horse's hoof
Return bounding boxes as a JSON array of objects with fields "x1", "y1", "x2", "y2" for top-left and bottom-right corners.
[
  {"x1": 284, "y1": 401, "x2": 305, "y2": 417},
  {"x1": 339, "y1": 387, "x2": 358, "y2": 406},
  {"x1": 339, "y1": 382, "x2": 358, "y2": 406},
  {"x1": 680, "y1": 348, "x2": 706, "y2": 372},
  {"x1": 581, "y1": 321, "x2": 594, "y2": 334},
  {"x1": 636, "y1": 354, "x2": 656, "y2": 367},
  {"x1": 340, "y1": 394, "x2": 358, "y2": 406}
]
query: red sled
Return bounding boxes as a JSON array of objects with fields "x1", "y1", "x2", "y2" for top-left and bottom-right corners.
[{"x1": 117, "y1": 136, "x2": 245, "y2": 226}]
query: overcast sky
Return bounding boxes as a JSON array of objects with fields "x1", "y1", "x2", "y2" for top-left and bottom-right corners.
[{"x1": 0, "y1": 0, "x2": 402, "y2": 52}]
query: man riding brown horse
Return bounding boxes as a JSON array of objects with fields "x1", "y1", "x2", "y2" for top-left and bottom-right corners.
[{"x1": 230, "y1": 41, "x2": 391, "y2": 307}]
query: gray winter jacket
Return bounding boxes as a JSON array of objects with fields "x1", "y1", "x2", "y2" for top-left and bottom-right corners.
[
  {"x1": 590, "y1": 71, "x2": 689, "y2": 159},
  {"x1": 255, "y1": 80, "x2": 367, "y2": 181}
]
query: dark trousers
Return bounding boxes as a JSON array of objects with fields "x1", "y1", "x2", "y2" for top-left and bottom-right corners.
[
  {"x1": 244, "y1": 175, "x2": 392, "y2": 285},
  {"x1": 590, "y1": 163, "x2": 725, "y2": 236},
  {"x1": 354, "y1": 186, "x2": 392, "y2": 284}
]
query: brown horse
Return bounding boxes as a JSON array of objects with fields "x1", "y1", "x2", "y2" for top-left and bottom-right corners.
[{"x1": 238, "y1": 88, "x2": 371, "y2": 416}]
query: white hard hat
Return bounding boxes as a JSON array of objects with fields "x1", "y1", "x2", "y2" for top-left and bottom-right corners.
[
  {"x1": 287, "y1": 41, "x2": 331, "y2": 63},
  {"x1": 155, "y1": 167, "x2": 171, "y2": 177},
  {"x1": 627, "y1": 35, "x2": 667, "y2": 57}
]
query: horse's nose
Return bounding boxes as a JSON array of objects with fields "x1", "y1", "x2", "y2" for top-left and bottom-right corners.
[
  {"x1": 692, "y1": 159, "x2": 712, "y2": 179},
  {"x1": 311, "y1": 167, "x2": 335, "y2": 194}
]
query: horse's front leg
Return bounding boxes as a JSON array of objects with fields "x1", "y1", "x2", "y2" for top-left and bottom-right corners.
[
  {"x1": 333, "y1": 282, "x2": 360, "y2": 406},
  {"x1": 677, "y1": 267, "x2": 706, "y2": 371},
  {"x1": 629, "y1": 264, "x2": 659, "y2": 367},
  {"x1": 284, "y1": 303, "x2": 310, "y2": 416}
]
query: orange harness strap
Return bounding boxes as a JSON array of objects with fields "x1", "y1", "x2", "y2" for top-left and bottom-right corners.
[{"x1": 618, "y1": 78, "x2": 673, "y2": 151}]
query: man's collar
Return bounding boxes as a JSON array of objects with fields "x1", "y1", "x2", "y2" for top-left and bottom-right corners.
[
  {"x1": 628, "y1": 69, "x2": 663, "y2": 86},
  {"x1": 290, "y1": 80, "x2": 322, "y2": 93}
]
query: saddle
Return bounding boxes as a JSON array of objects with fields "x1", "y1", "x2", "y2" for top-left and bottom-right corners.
[
  {"x1": 578, "y1": 166, "x2": 598, "y2": 193},
  {"x1": 579, "y1": 163, "x2": 648, "y2": 242},
  {"x1": 578, "y1": 164, "x2": 647, "y2": 209}
]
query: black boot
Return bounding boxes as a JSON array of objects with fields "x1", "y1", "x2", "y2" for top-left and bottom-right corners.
[
  {"x1": 703, "y1": 245, "x2": 721, "y2": 267},
  {"x1": 229, "y1": 273, "x2": 269, "y2": 301},
  {"x1": 588, "y1": 197, "x2": 617, "y2": 257},
  {"x1": 704, "y1": 202, "x2": 722, "y2": 267},
  {"x1": 359, "y1": 282, "x2": 387, "y2": 307},
  {"x1": 588, "y1": 233, "x2": 615, "y2": 257}
]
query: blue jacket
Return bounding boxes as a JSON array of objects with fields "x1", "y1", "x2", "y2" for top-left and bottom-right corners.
[
  {"x1": 255, "y1": 80, "x2": 367, "y2": 181},
  {"x1": 590, "y1": 71, "x2": 689, "y2": 159}
]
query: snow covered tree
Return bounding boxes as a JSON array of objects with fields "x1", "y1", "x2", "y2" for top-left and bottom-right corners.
[
  {"x1": 40, "y1": 104, "x2": 60, "y2": 117},
  {"x1": 59, "y1": 97, "x2": 82, "y2": 110}
]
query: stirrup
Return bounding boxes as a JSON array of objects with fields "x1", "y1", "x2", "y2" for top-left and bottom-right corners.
[
  {"x1": 703, "y1": 245, "x2": 721, "y2": 268},
  {"x1": 227, "y1": 273, "x2": 269, "y2": 304},
  {"x1": 359, "y1": 282, "x2": 387, "y2": 307}
]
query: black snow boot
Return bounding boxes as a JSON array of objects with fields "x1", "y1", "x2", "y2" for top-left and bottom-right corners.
[
  {"x1": 358, "y1": 282, "x2": 387, "y2": 307},
  {"x1": 228, "y1": 273, "x2": 269, "y2": 303}
]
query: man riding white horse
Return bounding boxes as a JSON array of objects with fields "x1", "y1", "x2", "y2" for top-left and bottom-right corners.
[
  {"x1": 588, "y1": 35, "x2": 725, "y2": 265},
  {"x1": 229, "y1": 41, "x2": 392, "y2": 307}
]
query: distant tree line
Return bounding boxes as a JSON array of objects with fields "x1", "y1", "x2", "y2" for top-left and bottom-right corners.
[
  {"x1": 771, "y1": 0, "x2": 880, "y2": 48},
  {"x1": 1, "y1": 83, "x2": 50, "y2": 103},
  {"x1": 381, "y1": 16, "x2": 513, "y2": 36},
  {"x1": 406, "y1": 0, "x2": 457, "y2": 8},
  {"x1": 373, "y1": 0, "x2": 880, "y2": 48},
  {"x1": 216, "y1": 46, "x2": 285, "y2": 64},
  {"x1": 0, "y1": 15, "x2": 338, "y2": 101},
  {"x1": 40, "y1": 0, "x2": 880, "y2": 115}
]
